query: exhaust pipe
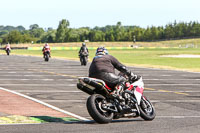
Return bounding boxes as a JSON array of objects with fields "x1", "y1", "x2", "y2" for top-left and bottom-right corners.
[
  {"x1": 83, "y1": 78, "x2": 103, "y2": 89},
  {"x1": 83, "y1": 78, "x2": 110, "y2": 95},
  {"x1": 77, "y1": 83, "x2": 94, "y2": 95}
]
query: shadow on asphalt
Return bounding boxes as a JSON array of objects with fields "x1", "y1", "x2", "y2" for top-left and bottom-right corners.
[
  {"x1": 31, "y1": 116, "x2": 143, "y2": 124},
  {"x1": 66, "y1": 119, "x2": 143, "y2": 125}
]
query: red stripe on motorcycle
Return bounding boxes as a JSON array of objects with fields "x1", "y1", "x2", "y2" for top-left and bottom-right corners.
[
  {"x1": 136, "y1": 86, "x2": 144, "y2": 94},
  {"x1": 128, "y1": 85, "x2": 134, "y2": 90},
  {"x1": 105, "y1": 84, "x2": 112, "y2": 90}
]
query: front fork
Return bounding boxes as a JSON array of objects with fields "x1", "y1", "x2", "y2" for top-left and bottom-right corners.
[{"x1": 130, "y1": 96, "x2": 141, "y2": 115}]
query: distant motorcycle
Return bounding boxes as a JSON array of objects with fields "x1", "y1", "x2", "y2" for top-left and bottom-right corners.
[
  {"x1": 79, "y1": 52, "x2": 88, "y2": 66},
  {"x1": 5, "y1": 48, "x2": 10, "y2": 56},
  {"x1": 77, "y1": 75, "x2": 156, "y2": 124},
  {"x1": 44, "y1": 51, "x2": 50, "y2": 62}
]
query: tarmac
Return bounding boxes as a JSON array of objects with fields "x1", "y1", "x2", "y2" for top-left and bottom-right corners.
[{"x1": 0, "y1": 53, "x2": 200, "y2": 133}]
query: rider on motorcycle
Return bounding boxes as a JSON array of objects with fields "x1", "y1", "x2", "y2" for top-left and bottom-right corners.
[
  {"x1": 5, "y1": 43, "x2": 11, "y2": 51},
  {"x1": 89, "y1": 47, "x2": 138, "y2": 101},
  {"x1": 79, "y1": 42, "x2": 89, "y2": 64},
  {"x1": 79, "y1": 42, "x2": 89, "y2": 56},
  {"x1": 42, "y1": 43, "x2": 51, "y2": 58}
]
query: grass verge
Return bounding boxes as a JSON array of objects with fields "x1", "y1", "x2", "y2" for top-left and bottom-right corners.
[{"x1": 0, "y1": 115, "x2": 79, "y2": 124}]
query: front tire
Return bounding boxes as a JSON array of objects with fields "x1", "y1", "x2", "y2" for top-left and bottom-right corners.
[
  {"x1": 80, "y1": 57, "x2": 83, "y2": 65},
  {"x1": 87, "y1": 94, "x2": 113, "y2": 124},
  {"x1": 139, "y1": 96, "x2": 156, "y2": 121},
  {"x1": 45, "y1": 54, "x2": 49, "y2": 62},
  {"x1": 83, "y1": 57, "x2": 87, "y2": 66},
  {"x1": 6, "y1": 50, "x2": 10, "y2": 55}
]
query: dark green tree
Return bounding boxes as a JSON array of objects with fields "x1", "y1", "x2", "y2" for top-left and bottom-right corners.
[
  {"x1": 29, "y1": 24, "x2": 39, "y2": 30},
  {"x1": 55, "y1": 19, "x2": 70, "y2": 42}
]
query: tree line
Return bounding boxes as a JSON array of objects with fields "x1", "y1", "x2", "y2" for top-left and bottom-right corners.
[{"x1": 0, "y1": 20, "x2": 200, "y2": 44}]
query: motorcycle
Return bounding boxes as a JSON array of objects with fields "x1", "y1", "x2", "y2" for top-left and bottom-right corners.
[
  {"x1": 44, "y1": 51, "x2": 50, "y2": 62},
  {"x1": 5, "y1": 48, "x2": 10, "y2": 56},
  {"x1": 77, "y1": 75, "x2": 156, "y2": 124},
  {"x1": 79, "y1": 52, "x2": 88, "y2": 66}
]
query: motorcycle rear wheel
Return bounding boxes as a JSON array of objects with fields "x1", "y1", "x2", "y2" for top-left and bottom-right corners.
[
  {"x1": 139, "y1": 96, "x2": 156, "y2": 121},
  {"x1": 87, "y1": 94, "x2": 113, "y2": 124}
]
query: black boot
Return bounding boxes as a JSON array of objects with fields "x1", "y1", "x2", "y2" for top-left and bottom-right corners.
[{"x1": 110, "y1": 82, "x2": 125, "y2": 102}]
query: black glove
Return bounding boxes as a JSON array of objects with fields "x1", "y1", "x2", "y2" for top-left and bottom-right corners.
[{"x1": 120, "y1": 66, "x2": 132, "y2": 76}]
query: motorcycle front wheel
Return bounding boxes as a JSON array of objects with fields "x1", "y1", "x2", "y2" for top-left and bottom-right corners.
[
  {"x1": 87, "y1": 94, "x2": 113, "y2": 124},
  {"x1": 83, "y1": 57, "x2": 87, "y2": 66},
  {"x1": 6, "y1": 50, "x2": 10, "y2": 55},
  {"x1": 44, "y1": 54, "x2": 49, "y2": 62},
  {"x1": 80, "y1": 57, "x2": 83, "y2": 65},
  {"x1": 139, "y1": 96, "x2": 156, "y2": 121}
]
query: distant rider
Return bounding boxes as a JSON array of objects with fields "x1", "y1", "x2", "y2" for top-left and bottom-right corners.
[
  {"x1": 5, "y1": 43, "x2": 11, "y2": 51},
  {"x1": 79, "y1": 42, "x2": 89, "y2": 56},
  {"x1": 42, "y1": 43, "x2": 51, "y2": 58},
  {"x1": 79, "y1": 43, "x2": 89, "y2": 64},
  {"x1": 89, "y1": 47, "x2": 138, "y2": 101}
]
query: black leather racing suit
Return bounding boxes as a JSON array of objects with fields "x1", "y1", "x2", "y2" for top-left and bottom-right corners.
[
  {"x1": 89, "y1": 54, "x2": 130, "y2": 89},
  {"x1": 79, "y1": 46, "x2": 89, "y2": 55}
]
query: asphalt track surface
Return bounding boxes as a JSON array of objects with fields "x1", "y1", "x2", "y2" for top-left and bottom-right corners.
[{"x1": 0, "y1": 54, "x2": 200, "y2": 133}]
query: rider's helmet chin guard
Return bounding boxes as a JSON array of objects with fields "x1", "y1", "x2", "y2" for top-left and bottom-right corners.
[{"x1": 96, "y1": 47, "x2": 109, "y2": 56}]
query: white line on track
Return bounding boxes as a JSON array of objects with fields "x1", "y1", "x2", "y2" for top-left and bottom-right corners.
[
  {"x1": 145, "y1": 90, "x2": 200, "y2": 93},
  {"x1": 0, "y1": 79, "x2": 54, "y2": 81},
  {"x1": 140, "y1": 74, "x2": 173, "y2": 77},
  {"x1": 16, "y1": 90, "x2": 82, "y2": 93},
  {"x1": 0, "y1": 123, "x2": 41, "y2": 126},
  {"x1": 0, "y1": 75, "x2": 83, "y2": 77},
  {"x1": 148, "y1": 84, "x2": 200, "y2": 86},
  {"x1": 151, "y1": 100, "x2": 200, "y2": 103},
  {"x1": 0, "y1": 72, "x2": 37, "y2": 74},
  {"x1": 0, "y1": 69, "x2": 86, "y2": 71},
  {"x1": 0, "y1": 84, "x2": 76, "y2": 86},
  {"x1": 156, "y1": 116, "x2": 200, "y2": 118},
  {"x1": 144, "y1": 79, "x2": 200, "y2": 80},
  {"x1": 0, "y1": 79, "x2": 76, "y2": 81},
  {"x1": 0, "y1": 75, "x2": 59, "y2": 77},
  {"x1": 0, "y1": 87, "x2": 89, "y2": 121},
  {"x1": 160, "y1": 75, "x2": 172, "y2": 77}
]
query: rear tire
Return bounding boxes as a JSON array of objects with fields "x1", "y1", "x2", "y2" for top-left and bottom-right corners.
[
  {"x1": 139, "y1": 96, "x2": 156, "y2": 121},
  {"x1": 87, "y1": 94, "x2": 113, "y2": 124}
]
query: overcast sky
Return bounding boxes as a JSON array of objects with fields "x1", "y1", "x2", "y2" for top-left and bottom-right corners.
[{"x1": 0, "y1": 0, "x2": 199, "y2": 29}]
